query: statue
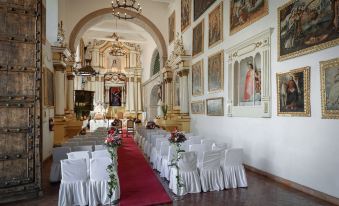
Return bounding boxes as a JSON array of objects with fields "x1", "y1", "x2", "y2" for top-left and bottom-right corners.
[{"x1": 156, "y1": 85, "x2": 163, "y2": 117}]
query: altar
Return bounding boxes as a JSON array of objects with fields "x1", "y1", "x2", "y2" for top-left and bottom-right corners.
[{"x1": 89, "y1": 119, "x2": 128, "y2": 132}]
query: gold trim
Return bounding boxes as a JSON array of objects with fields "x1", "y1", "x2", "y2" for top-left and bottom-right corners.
[
  {"x1": 208, "y1": 2, "x2": 223, "y2": 49},
  {"x1": 276, "y1": 66, "x2": 311, "y2": 117},
  {"x1": 191, "y1": 100, "x2": 205, "y2": 114},
  {"x1": 206, "y1": 97, "x2": 224, "y2": 116},
  {"x1": 192, "y1": 19, "x2": 204, "y2": 59},
  {"x1": 320, "y1": 57, "x2": 339, "y2": 119},
  {"x1": 169, "y1": 11, "x2": 176, "y2": 44},
  {"x1": 192, "y1": 59, "x2": 204, "y2": 97},
  {"x1": 181, "y1": 0, "x2": 191, "y2": 33},
  {"x1": 208, "y1": 50, "x2": 224, "y2": 93}
]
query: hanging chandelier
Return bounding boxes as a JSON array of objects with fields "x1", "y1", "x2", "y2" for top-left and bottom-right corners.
[
  {"x1": 109, "y1": 33, "x2": 127, "y2": 56},
  {"x1": 111, "y1": 0, "x2": 142, "y2": 20},
  {"x1": 75, "y1": 60, "x2": 98, "y2": 76}
]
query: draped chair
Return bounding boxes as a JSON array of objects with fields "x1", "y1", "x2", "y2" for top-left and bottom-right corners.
[
  {"x1": 189, "y1": 144, "x2": 212, "y2": 164},
  {"x1": 150, "y1": 138, "x2": 167, "y2": 166},
  {"x1": 67, "y1": 151, "x2": 91, "y2": 175},
  {"x1": 127, "y1": 119, "x2": 134, "y2": 135},
  {"x1": 160, "y1": 144, "x2": 176, "y2": 180},
  {"x1": 50, "y1": 147, "x2": 71, "y2": 182},
  {"x1": 155, "y1": 141, "x2": 170, "y2": 171}
]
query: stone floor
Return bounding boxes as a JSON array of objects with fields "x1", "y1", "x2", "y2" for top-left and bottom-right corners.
[{"x1": 2, "y1": 157, "x2": 336, "y2": 206}]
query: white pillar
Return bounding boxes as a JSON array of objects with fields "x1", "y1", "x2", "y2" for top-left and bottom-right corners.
[
  {"x1": 129, "y1": 78, "x2": 135, "y2": 112},
  {"x1": 66, "y1": 73, "x2": 75, "y2": 112},
  {"x1": 125, "y1": 79, "x2": 130, "y2": 111},
  {"x1": 137, "y1": 79, "x2": 142, "y2": 112},
  {"x1": 105, "y1": 86, "x2": 110, "y2": 104},
  {"x1": 179, "y1": 69, "x2": 189, "y2": 114},
  {"x1": 55, "y1": 67, "x2": 65, "y2": 116}
]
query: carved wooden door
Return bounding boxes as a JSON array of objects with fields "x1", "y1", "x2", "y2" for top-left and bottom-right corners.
[{"x1": 0, "y1": 0, "x2": 42, "y2": 203}]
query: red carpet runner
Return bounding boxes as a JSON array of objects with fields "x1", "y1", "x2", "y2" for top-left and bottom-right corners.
[{"x1": 117, "y1": 134, "x2": 172, "y2": 206}]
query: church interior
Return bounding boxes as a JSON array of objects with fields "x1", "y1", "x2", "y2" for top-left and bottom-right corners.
[{"x1": 1, "y1": 0, "x2": 339, "y2": 205}]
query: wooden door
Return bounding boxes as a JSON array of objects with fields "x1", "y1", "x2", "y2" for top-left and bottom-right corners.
[{"x1": 0, "y1": 0, "x2": 42, "y2": 203}]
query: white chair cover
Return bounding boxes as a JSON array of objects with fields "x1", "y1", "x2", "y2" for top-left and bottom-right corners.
[
  {"x1": 212, "y1": 142, "x2": 228, "y2": 151},
  {"x1": 169, "y1": 152, "x2": 201, "y2": 195},
  {"x1": 160, "y1": 144, "x2": 176, "y2": 180},
  {"x1": 199, "y1": 150, "x2": 224, "y2": 192},
  {"x1": 67, "y1": 151, "x2": 91, "y2": 174},
  {"x1": 72, "y1": 145, "x2": 93, "y2": 152},
  {"x1": 155, "y1": 141, "x2": 169, "y2": 171},
  {"x1": 58, "y1": 159, "x2": 88, "y2": 206},
  {"x1": 150, "y1": 138, "x2": 166, "y2": 165},
  {"x1": 50, "y1": 147, "x2": 71, "y2": 182},
  {"x1": 80, "y1": 141, "x2": 96, "y2": 146},
  {"x1": 189, "y1": 144, "x2": 211, "y2": 164},
  {"x1": 189, "y1": 136, "x2": 204, "y2": 142},
  {"x1": 92, "y1": 150, "x2": 110, "y2": 158},
  {"x1": 222, "y1": 148, "x2": 248, "y2": 189},
  {"x1": 89, "y1": 157, "x2": 120, "y2": 206},
  {"x1": 94, "y1": 145, "x2": 106, "y2": 151},
  {"x1": 201, "y1": 139, "x2": 215, "y2": 150}
]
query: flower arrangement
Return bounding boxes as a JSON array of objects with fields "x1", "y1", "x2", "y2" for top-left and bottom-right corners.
[
  {"x1": 145, "y1": 121, "x2": 160, "y2": 129},
  {"x1": 111, "y1": 118, "x2": 120, "y2": 127}
]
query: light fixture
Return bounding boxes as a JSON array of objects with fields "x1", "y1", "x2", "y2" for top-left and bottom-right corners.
[
  {"x1": 111, "y1": 0, "x2": 142, "y2": 20},
  {"x1": 109, "y1": 33, "x2": 127, "y2": 56},
  {"x1": 75, "y1": 60, "x2": 98, "y2": 76}
]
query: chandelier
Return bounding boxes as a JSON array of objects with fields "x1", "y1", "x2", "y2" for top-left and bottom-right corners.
[
  {"x1": 75, "y1": 60, "x2": 98, "y2": 76},
  {"x1": 109, "y1": 33, "x2": 127, "y2": 56},
  {"x1": 111, "y1": 0, "x2": 142, "y2": 20}
]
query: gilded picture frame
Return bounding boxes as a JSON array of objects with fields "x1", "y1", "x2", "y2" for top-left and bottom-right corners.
[
  {"x1": 169, "y1": 11, "x2": 176, "y2": 44},
  {"x1": 192, "y1": 60, "x2": 204, "y2": 96},
  {"x1": 181, "y1": 0, "x2": 191, "y2": 33},
  {"x1": 278, "y1": 0, "x2": 339, "y2": 61},
  {"x1": 230, "y1": 0, "x2": 268, "y2": 35},
  {"x1": 276, "y1": 67, "x2": 310, "y2": 117},
  {"x1": 320, "y1": 57, "x2": 339, "y2": 119},
  {"x1": 44, "y1": 67, "x2": 55, "y2": 107},
  {"x1": 208, "y1": 2, "x2": 223, "y2": 48},
  {"x1": 194, "y1": 0, "x2": 217, "y2": 21},
  {"x1": 208, "y1": 50, "x2": 224, "y2": 93},
  {"x1": 192, "y1": 19, "x2": 204, "y2": 58},
  {"x1": 206, "y1": 97, "x2": 224, "y2": 116},
  {"x1": 191, "y1": 100, "x2": 205, "y2": 114}
]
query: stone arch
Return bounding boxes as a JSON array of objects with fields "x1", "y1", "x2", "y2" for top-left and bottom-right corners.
[
  {"x1": 69, "y1": 8, "x2": 167, "y2": 68},
  {"x1": 150, "y1": 49, "x2": 160, "y2": 77}
]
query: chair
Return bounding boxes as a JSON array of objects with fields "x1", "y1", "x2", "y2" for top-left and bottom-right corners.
[
  {"x1": 80, "y1": 141, "x2": 96, "y2": 146},
  {"x1": 155, "y1": 141, "x2": 170, "y2": 171},
  {"x1": 72, "y1": 145, "x2": 93, "y2": 152},
  {"x1": 127, "y1": 119, "x2": 134, "y2": 135},
  {"x1": 201, "y1": 139, "x2": 216, "y2": 150},
  {"x1": 95, "y1": 145, "x2": 106, "y2": 151},
  {"x1": 58, "y1": 159, "x2": 88, "y2": 206},
  {"x1": 150, "y1": 138, "x2": 167, "y2": 166},
  {"x1": 117, "y1": 120, "x2": 123, "y2": 134},
  {"x1": 212, "y1": 142, "x2": 228, "y2": 151},
  {"x1": 67, "y1": 151, "x2": 91, "y2": 174},
  {"x1": 189, "y1": 136, "x2": 204, "y2": 143},
  {"x1": 169, "y1": 152, "x2": 201, "y2": 195},
  {"x1": 92, "y1": 150, "x2": 109, "y2": 159},
  {"x1": 189, "y1": 144, "x2": 211, "y2": 163},
  {"x1": 62, "y1": 142, "x2": 79, "y2": 148},
  {"x1": 49, "y1": 147, "x2": 71, "y2": 182},
  {"x1": 221, "y1": 148, "x2": 248, "y2": 189},
  {"x1": 160, "y1": 144, "x2": 176, "y2": 180},
  {"x1": 67, "y1": 138, "x2": 82, "y2": 143},
  {"x1": 89, "y1": 157, "x2": 120, "y2": 206},
  {"x1": 182, "y1": 139, "x2": 201, "y2": 152}
]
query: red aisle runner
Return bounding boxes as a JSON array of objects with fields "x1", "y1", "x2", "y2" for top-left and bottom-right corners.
[{"x1": 117, "y1": 134, "x2": 172, "y2": 206}]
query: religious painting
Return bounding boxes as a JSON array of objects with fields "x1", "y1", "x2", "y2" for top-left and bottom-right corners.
[
  {"x1": 208, "y1": 51, "x2": 224, "y2": 93},
  {"x1": 278, "y1": 0, "x2": 339, "y2": 61},
  {"x1": 181, "y1": 0, "x2": 191, "y2": 32},
  {"x1": 208, "y1": 2, "x2": 223, "y2": 48},
  {"x1": 169, "y1": 11, "x2": 176, "y2": 44},
  {"x1": 194, "y1": 0, "x2": 217, "y2": 21},
  {"x1": 191, "y1": 100, "x2": 205, "y2": 114},
  {"x1": 277, "y1": 67, "x2": 310, "y2": 117},
  {"x1": 230, "y1": 0, "x2": 268, "y2": 35},
  {"x1": 192, "y1": 20, "x2": 204, "y2": 58},
  {"x1": 192, "y1": 60, "x2": 204, "y2": 96},
  {"x1": 320, "y1": 57, "x2": 339, "y2": 119},
  {"x1": 44, "y1": 68, "x2": 54, "y2": 107},
  {"x1": 110, "y1": 87, "x2": 122, "y2": 107},
  {"x1": 206, "y1": 97, "x2": 224, "y2": 116}
]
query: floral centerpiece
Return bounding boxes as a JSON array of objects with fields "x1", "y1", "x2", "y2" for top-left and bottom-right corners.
[
  {"x1": 104, "y1": 127, "x2": 122, "y2": 203},
  {"x1": 145, "y1": 121, "x2": 160, "y2": 129}
]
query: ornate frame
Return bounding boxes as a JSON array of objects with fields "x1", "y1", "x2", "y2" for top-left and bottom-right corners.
[
  {"x1": 44, "y1": 67, "x2": 55, "y2": 107},
  {"x1": 191, "y1": 100, "x2": 205, "y2": 114},
  {"x1": 208, "y1": 50, "x2": 224, "y2": 93},
  {"x1": 320, "y1": 57, "x2": 339, "y2": 119},
  {"x1": 206, "y1": 97, "x2": 224, "y2": 116},
  {"x1": 192, "y1": 19, "x2": 204, "y2": 58},
  {"x1": 169, "y1": 11, "x2": 176, "y2": 44},
  {"x1": 181, "y1": 0, "x2": 191, "y2": 33},
  {"x1": 276, "y1": 66, "x2": 311, "y2": 117},
  {"x1": 208, "y1": 2, "x2": 223, "y2": 48},
  {"x1": 192, "y1": 59, "x2": 204, "y2": 96}
]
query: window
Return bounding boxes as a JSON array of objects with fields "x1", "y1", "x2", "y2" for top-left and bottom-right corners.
[{"x1": 150, "y1": 49, "x2": 160, "y2": 76}]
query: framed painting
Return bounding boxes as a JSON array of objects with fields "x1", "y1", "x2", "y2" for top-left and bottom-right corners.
[
  {"x1": 278, "y1": 0, "x2": 339, "y2": 61},
  {"x1": 191, "y1": 100, "x2": 205, "y2": 114},
  {"x1": 192, "y1": 20, "x2": 204, "y2": 58},
  {"x1": 208, "y1": 2, "x2": 223, "y2": 48},
  {"x1": 181, "y1": 0, "x2": 191, "y2": 32},
  {"x1": 276, "y1": 67, "x2": 310, "y2": 117},
  {"x1": 169, "y1": 11, "x2": 176, "y2": 44},
  {"x1": 230, "y1": 0, "x2": 268, "y2": 35},
  {"x1": 44, "y1": 68, "x2": 55, "y2": 107},
  {"x1": 320, "y1": 57, "x2": 339, "y2": 119},
  {"x1": 206, "y1": 97, "x2": 224, "y2": 116},
  {"x1": 194, "y1": 0, "x2": 217, "y2": 21},
  {"x1": 208, "y1": 50, "x2": 224, "y2": 93},
  {"x1": 192, "y1": 60, "x2": 204, "y2": 96}
]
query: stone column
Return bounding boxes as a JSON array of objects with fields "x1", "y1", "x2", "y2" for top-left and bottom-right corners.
[
  {"x1": 66, "y1": 73, "x2": 75, "y2": 113},
  {"x1": 129, "y1": 77, "x2": 135, "y2": 113},
  {"x1": 125, "y1": 77, "x2": 130, "y2": 111},
  {"x1": 162, "y1": 66, "x2": 173, "y2": 111},
  {"x1": 178, "y1": 69, "x2": 189, "y2": 114},
  {"x1": 137, "y1": 77, "x2": 142, "y2": 112},
  {"x1": 104, "y1": 86, "x2": 110, "y2": 104},
  {"x1": 55, "y1": 66, "x2": 66, "y2": 117}
]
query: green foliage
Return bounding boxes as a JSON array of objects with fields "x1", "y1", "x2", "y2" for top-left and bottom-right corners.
[{"x1": 161, "y1": 104, "x2": 168, "y2": 116}]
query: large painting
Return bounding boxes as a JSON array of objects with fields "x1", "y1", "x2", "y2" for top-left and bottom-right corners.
[
  {"x1": 194, "y1": 0, "x2": 217, "y2": 21},
  {"x1": 320, "y1": 57, "x2": 339, "y2": 119},
  {"x1": 206, "y1": 97, "x2": 224, "y2": 116},
  {"x1": 181, "y1": 0, "x2": 191, "y2": 32},
  {"x1": 192, "y1": 20, "x2": 204, "y2": 58},
  {"x1": 44, "y1": 68, "x2": 54, "y2": 107},
  {"x1": 109, "y1": 87, "x2": 122, "y2": 107},
  {"x1": 277, "y1": 67, "x2": 310, "y2": 117},
  {"x1": 208, "y1": 2, "x2": 223, "y2": 48},
  {"x1": 208, "y1": 51, "x2": 224, "y2": 93},
  {"x1": 278, "y1": 0, "x2": 339, "y2": 61},
  {"x1": 230, "y1": 0, "x2": 268, "y2": 35},
  {"x1": 169, "y1": 11, "x2": 176, "y2": 44},
  {"x1": 191, "y1": 100, "x2": 205, "y2": 114},
  {"x1": 192, "y1": 60, "x2": 204, "y2": 96}
]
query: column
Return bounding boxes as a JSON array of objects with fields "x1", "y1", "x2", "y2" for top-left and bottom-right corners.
[
  {"x1": 55, "y1": 66, "x2": 66, "y2": 117},
  {"x1": 129, "y1": 77, "x2": 135, "y2": 112},
  {"x1": 104, "y1": 86, "x2": 110, "y2": 104},
  {"x1": 137, "y1": 78, "x2": 142, "y2": 112},
  {"x1": 162, "y1": 67, "x2": 173, "y2": 111},
  {"x1": 125, "y1": 78, "x2": 130, "y2": 111},
  {"x1": 178, "y1": 69, "x2": 189, "y2": 114},
  {"x1": 66, "y1": 73, "x2": 75, "y2": 113}
]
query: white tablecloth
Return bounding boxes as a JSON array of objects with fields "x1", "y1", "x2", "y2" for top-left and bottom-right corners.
[{"x1": 89, "y1": 119, "x2": 128, "y2": 132}]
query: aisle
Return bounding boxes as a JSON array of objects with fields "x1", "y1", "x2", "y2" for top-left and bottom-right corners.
[{"x1": 117, "y1": 134, "x2": 172, "y2": 206}]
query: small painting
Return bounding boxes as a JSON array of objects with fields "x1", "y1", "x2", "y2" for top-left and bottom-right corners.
[
  {"x1": 169, "y1": 11, "x2": 176, "y2": 44},
  {"x1": 277, "y1": 67, "x2": 310, "y2": 116},
  {"x1": 208, "y1": 51, "x2": 224, "y2": 93},
  {"x1": 194, "y1": 0, "x2": 217, "y2": 21},
  {"x1": 230, "y1": 0, "x2": 268, "y2": 35},
  {"x1": 206, "y1": 97, "x2": 224, "y2": 116},
  {"x1": 209, "y1": 2, "x2": 223, "y2": 48},
  {"x1": 320, "y1": 57, "x2": 339, "y2": 119},
  {"x1": 44, "y1": 68, "x2": 54, "y2": 107},
  {"x1": 192, "y1": 20, "x2": 204, "y2": 58},
  {"x1": 191, "y1": 100, "x2": 205, "y2": 114},
  {"x1": 181, "y1": 0, "x2": 191, "y2": 32},
  {"x1": 192, "y1": 60, "x2": 204, "y2": 96},
  {"x1": 278, "y1": 0, "x2": 339, "y2": 61}
]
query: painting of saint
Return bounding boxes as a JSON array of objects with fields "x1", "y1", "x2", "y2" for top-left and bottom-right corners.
[
  {"x1": 110, "y1": 87, "x2": 122, "y2": 107},
  {"x1": 208, "y1": 51, "x2": 224, "y2": 92},
  {"x1": 192, "y1": 60, "x2": 204, "y2": 96},
  {"x1": 206, "y1": 97, "x2": 224, "y2": 116},
  {"x1": 208, "y1": 2, "x2": 223, "y2": 48},
  {"x1": 194, "y1": 0, "x2": 217, "y2": 21},
  {"x1": 278, "y1": 0, "x2": 339, "y2": 61},
  {"x1": 191, "y1": 100, "x2": 205, "y2": 114},
  {"x1": 230, "y1": 0, "x2": 268, "y2": 35},
  {"x1": 192, "y1": 20, "x2": 204, "y2": 57},
  {"x1": 181, "y1": 0, "x2": 191, "y2": 32},
  {"x1": 277, "y1": 67, "x2": 310, "y2": 116},
  {"x1": 169, "y1": 11, "x2": 176, "y2": 44}
]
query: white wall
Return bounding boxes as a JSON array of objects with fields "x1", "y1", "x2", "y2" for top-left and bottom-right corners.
[
  {"x1": 163, "y1": 0, "x2": 339, "y2": 199},
  {"x1": 141, "y1": 40, "x2": 157, "y2": 82}
]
